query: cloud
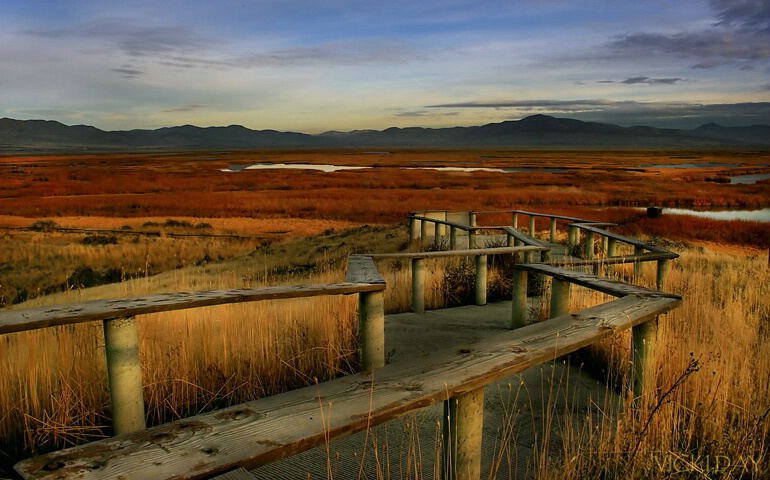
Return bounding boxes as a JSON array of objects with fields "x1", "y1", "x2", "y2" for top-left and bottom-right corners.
[
  {"x1": 161, "y1": 104, "x2": 208, "y2": 113},
  {"x1": 605, "y1": 1, "x2": 770, "y2": 70},
  {"x1": 112, "y1": 67, "x2": 145, "y2": 78},
  {"x1": 425, "y1": 99, "x2": 770, "y2": 128},
  {"x1": 393, "y1": 110, "x2": 459, "y2": 118},
  {"x1": 619, "y1": 77, "x2": 683, "y2": 85}
]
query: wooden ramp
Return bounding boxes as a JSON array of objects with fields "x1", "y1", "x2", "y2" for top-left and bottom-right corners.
[{"x1": 16, "y1": 296, "x2": 679, "y2": 480}]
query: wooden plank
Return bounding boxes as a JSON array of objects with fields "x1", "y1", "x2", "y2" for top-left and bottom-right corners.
[
  {"x1": 515, "y1": 264, "x2": 681, "y2": 299},
  {"x1": 345, "y1": 255, "x2": 386, "y2": 285},
  {"x1": 15, "y1": 295, "x2": 680, "y2": 480},
  {"x1": 0, "y1": 282, "x2": 385, "y2": 335},
  {"x1": 211, "y1": 468, "x2": 258, "y2": 480},
  {"x1": 501, "y1": 226, "x2": 551, "y2": 248},
  {"x1": 368, "y1": 245, "x2": 548, "y2": 260}
]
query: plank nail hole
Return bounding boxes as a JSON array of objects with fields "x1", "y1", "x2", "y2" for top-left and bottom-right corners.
[
  {"x1": 43, "y1": 461, "x2": 66, "y2": 471},
  {"x1": 202, "y1": 447, "x2": 219, "y2": 455},
  {"x1": 457, "y1": 348, "x2": 472, "y2": 355}
]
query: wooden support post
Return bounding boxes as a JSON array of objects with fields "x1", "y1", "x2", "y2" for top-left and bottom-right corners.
[
  {"x1": 469, "y1": 212, "x2": 477, "y2": 228},
  {"x1": 602, "y1": 236, "x2": 608, "y2": 255},
  {"x1": 550, "y1": 279, "x2": 570, "y2": 318},
  {"x1": 606, "y1": 238, "x2": 617, "y2": 276},
  {"x1": 359, "y1": 291, "x2": 385, "y2": 370},
  {"x1": 443, "y1": 388, "x2": 484, "y2": 480},
  {"x1": 513, "y1": 238, "x2": 523, "y2": 263},
  {"x1": 568, "y1": 226, "x2": 578, "y2": 255},
  {"x1": 468, "y1": 230, "x2": 476, "y2": 249},
  {"x1": 656, "y1": 259, "x2": 669, "y2": 291},
  {"x1": 511, "y1": 212, "x2": 518, "y2": 229},
  {"x1": 103, "y1": 317, "x2": 145, "y2": 435},
  {"x1": 435, "y1": 221, "x2": 442, "y2": 242},
  {"x1": 633, "y1": 246, "x2": 644, "y2": 282},
  {"x1": 550, "y1": 218, "x2": 557, "y2": 244},
  {"x1": 506, "y1": 233, "x2": 513, "y2": 247},
  {"x1": 421, "y1": 218, "x2": 428, "y2": 242},
  {"x1": 585, "y1": 231, "x2": 594, "y2": 260},
  {"x1": 409, "y1": 217, "x2": 419, "y2": 241},
  {"x1": 511, "y1": 269, "x2": 528, "y2": 329},
  {"x1": 450, "y1": 226, "x2": 458, "y2": 250},
  {"x1": 475, "y1": 255, "x2": 487, "y2": 306},
  {"x1": 412, "y1": 257, "x2": 425, "y2": 314},
  {"x1": 632, "y1": 318, "x2": 657, "y2": 402},
  {"x1": 529, "y1": 216, "x2": 536, "y2": 239}
]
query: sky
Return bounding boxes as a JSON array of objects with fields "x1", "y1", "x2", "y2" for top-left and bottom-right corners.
[{"x1": 1, "y1": 0, "x2": 768, "y2": 133}]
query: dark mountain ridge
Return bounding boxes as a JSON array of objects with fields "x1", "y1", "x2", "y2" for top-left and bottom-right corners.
[{"x1": 1, "y1": 115, "x2": 768, "y2": 151}]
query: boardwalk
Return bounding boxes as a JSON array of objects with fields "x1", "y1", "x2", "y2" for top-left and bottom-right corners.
[
  {"x1": 251, "y1": 300, "x2": 621, "y2": 480},
  {"x1": 9, "y1": 209, "x2": 679, "y2": 480}
]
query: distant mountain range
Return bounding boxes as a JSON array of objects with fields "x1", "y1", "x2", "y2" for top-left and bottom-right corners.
[{"x1": 1, "y1": 115, "x2": 769, "y2": 151}]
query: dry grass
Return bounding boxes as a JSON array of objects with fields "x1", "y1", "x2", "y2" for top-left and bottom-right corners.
[{"x1": 545, "y1": 245, "x2": 770, "y2": 479}]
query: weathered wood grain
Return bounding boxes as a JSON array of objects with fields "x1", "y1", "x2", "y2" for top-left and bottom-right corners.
[
  {"x1": 501, "y1": 226, "x2": 551, "y2": 248},
  {"x1": 345, "y1": 255, "x2": 386, "y2": 285},
  {"x1": 15, "y1": 295, "x2": 680, "y2": 480},
  {"x1": 515, "y1": 264, "x2": 681, "y2": 299},
  {"x1": 0, "y1": 282, "x2": 385, "y2": 335}
]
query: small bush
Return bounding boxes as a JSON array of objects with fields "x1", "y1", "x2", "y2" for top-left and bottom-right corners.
[
  {"x1": 82, "y1": 234, "x2": 118, "y2": 245},
  {"x1": 66, "y1": 266, "x2": 124, "y2": 289},
  {"x1": 164, "y1": 219, "x2": 193, "y2": 228},
  {"x1": 29, "y1": 220, "x2": 58, "y2": 232}
]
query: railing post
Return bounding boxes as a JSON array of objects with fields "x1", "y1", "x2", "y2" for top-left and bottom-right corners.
[
  {"x1": 568, "y1": 226, "x2": 578, "y2": 255},
  {"x1": 435, "y1": 221, "x2": 442, "y2": 243},
  {"x1": 511, "y1": 269, "x2": 528, "y2": 329},
  {"x1": 412, "y1": 257, "x2": 425, "y2": 314},
  {"x1": 550, "y1": 218, "x2": 557, "y2": 243},
  {"x1": 632, "y1": 318, "x2": 657, "y2": 402},
  {"x1": 506, "y1": 232, "x2": 513, "y2": 247},
  {"x1": 359, "y1": 290, "x2": 385, "y2": 370},
  {"x1": 409, "y1": 217, "x2": 420, "y2": 241},
  {"x1": 475, "y1": 255, "x2": 487, "y2": 306},
  {"x1": 550, "y1": 279, "x2": 570, "y2": 318},
  {"x1": 103, "y1": 317, "x2": 146, "y2": 435},
  {"x1": 529, "y1": 216, "x2": 536, "y2": 239},
  {"x1": 511, "y1": 212, "x2": 518, "y2": 229},
  {"x1": 421, "y1": 218, "x2": 429, "y2": 242},
  {"x1": 469, "y1": 212, "x2": 477, "y2": 228},
  {"x1": 468, "y1": 229, "x2": 476, "y2": 249},
  {"x1": 633, "y1": 246, "x2": 644, "y2": 282},
  {"x1": 443, "y1": 387, "x2": 484, "y2": 480},
  {"x1": 450, "y1": 226, "x2": 458, "y2": 250},
  {"x1": 656, "y1": 258, "x2": 669, "y2": 291},
  {"x1": 585, "y1": 231, "x2": 594, "y2": 260}
]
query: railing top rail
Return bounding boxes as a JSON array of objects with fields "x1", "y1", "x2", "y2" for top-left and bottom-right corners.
[
  {"x1": 409, "y1": 209, "x2": 603, "y2": 224},
  {"x1": 15, "y1": 294, "x2": 681, "y2": 480},
  {"x1": 406, "y1": 215, "x2": 471, "y2": 230},
  {"x1": 368, "y1": 245, "x2": 548, "y2": 260},
  {"x1": 501, "y1": 226, "x2": 551, "y2": 248},
  {"x1": 474, "y1": 209, "x2": 602, "y2": 223},
  {"x1": 346, "y1": 255, "x2": 387, "y2": 285},
  {"x1": 515, "y1": 263, "x2": 681, "y2": 299},
  {"x1": 571, "y1": 223, "x2": 672, "y2": 254},
  {"x1": 0, "y1": 282, "x2": 384, "y2": 336}
]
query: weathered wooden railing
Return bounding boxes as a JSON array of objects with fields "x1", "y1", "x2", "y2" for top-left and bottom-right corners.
[
  {"x1": 7, "y1": 210, "x2": 682, "y2": 480},
  {"x1": 369, "y1": 246, "x2": 548, "y2": 312},
  {"x1": 0, "y1": 258, "x2": 387, "y2": 438}
]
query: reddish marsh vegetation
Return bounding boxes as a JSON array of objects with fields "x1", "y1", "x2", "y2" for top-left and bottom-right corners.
[{"x1": 2, "y1": 149, "x2": 768, "y2": 224}]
